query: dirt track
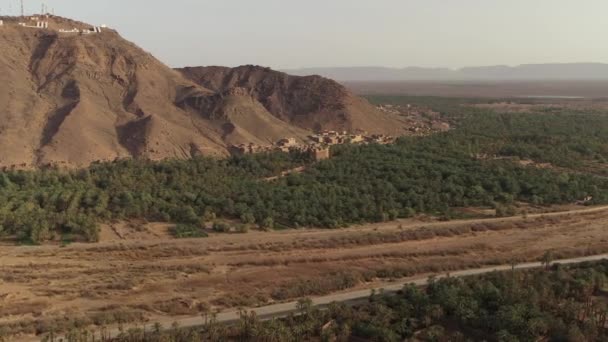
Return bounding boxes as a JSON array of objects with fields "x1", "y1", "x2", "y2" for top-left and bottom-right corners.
[{"x1": 3, "y1": 206, "x2": 608, "y2": 340}]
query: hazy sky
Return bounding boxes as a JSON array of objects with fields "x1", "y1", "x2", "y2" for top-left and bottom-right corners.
[{"x1": 2, "y1": 0, "x2": 607, "y2": 69}]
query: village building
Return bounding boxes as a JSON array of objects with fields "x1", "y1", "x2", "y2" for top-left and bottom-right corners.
[
  {"x1": 312, "y1": 147, "x2": 330, "y2": 161},
  {"x1": 310, "y1": 135, "x2": 324, "y2": 143},
  {"x1": 309, "y1": 130, "x2": 364, "y2": 146},
  {"x1": 350, "y1": 134, "x2": 364, "y2": 143},
  {"x1": 229, "y1": 130, "x2": 391, "y2": 159},
  {"x1": 325, "y1": 135, "x2": 340, "y2": 145}
]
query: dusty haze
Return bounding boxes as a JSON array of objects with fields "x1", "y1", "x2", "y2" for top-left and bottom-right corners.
[{"x1": 1, "y1": 0, "x2": 606, "y2": 69}]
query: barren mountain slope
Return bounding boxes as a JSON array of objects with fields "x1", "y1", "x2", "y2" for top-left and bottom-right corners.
[
  {"x1": 178, "y1": 65, "x2": 409, "y2": 134},
  {"x1": 0, "y1": 16, "x2": 408, "y2": 168},
  {"x1": 0, "y1": 16, "x2": 235, "y2": 168},
  {"x1": 175, "y1": 86, "x2": 311, "y2": 146}
]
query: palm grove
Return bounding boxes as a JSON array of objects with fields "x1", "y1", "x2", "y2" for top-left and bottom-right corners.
[{"x1": 2, "y1": 98, "x2": 608, "y2": 244}]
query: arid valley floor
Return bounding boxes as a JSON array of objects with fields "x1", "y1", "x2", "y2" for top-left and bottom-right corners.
[{"x1": 3, "y1": 205, "x2": 608, "y2": 338}]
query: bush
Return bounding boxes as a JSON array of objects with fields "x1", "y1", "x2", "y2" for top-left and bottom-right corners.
[
  {"x1": 236, "y1": 224, "x2": 249, "y2": 234},
  {"x1": 240, "y1": 212, "x2": 255, "y2": 224},
  {"x1": 260, "y1": 217, "x2": 274, "y2": 230},
  {"x1": 171, "y1": 224, "x2": 207, "y2": 238},
  {"x1": 212, "y1": 222, "x2": 232, "y2": 233}
]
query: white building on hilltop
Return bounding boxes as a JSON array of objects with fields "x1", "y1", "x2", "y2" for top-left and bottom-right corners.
[{"x1": 18, "y1": 21, "x2": 49, "y2": 29}]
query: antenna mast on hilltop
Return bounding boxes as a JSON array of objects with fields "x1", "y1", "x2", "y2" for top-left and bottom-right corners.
[{"x1": 20, "y1": 0, "x2": 24, "y2": 16}]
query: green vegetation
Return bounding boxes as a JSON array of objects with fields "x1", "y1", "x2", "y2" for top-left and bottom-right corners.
[
  {"x1": 3, "y1": 97, "x2": 608, "y2": 243},
  {"x1": 170, "y1": 224, "x2": 208, "y2": 239},
  {"x1": 368, "y1": 95, "x2": 608, "y2": 170},
  {"x1": 211, "y1": 222, "x2": 231, "y2": 233},
  {"x1": 39, "y1": 260, "x2": 608, "y2": 341},
  {"x1": 0, "y1": 152, "x2": 312, "y2": 244}
]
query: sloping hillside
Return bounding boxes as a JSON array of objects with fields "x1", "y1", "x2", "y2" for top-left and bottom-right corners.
[
  {"x1": 0, "y1": 16, "x2": 234, "y2": 168},
  {"x1": 178, "y1": 65, "x2": 409, "y2": 134}
]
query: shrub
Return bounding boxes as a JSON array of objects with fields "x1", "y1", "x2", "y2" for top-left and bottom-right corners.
[
  {"x1": 236, "y1": 224, "x2": 249, "y2": 234},
  {"x1": 260, "y1": 217, "x2": 274, "y2": 230},
  {"x1": 171, "y1": 224, "x2": 208, "y2": 238},
  {"x1": 212, "y1": 222, "x2": 232, "y2": 233}
]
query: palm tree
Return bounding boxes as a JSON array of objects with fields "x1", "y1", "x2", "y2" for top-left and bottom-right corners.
[
  {"x1": 541, "y1": 251, "x2": 554, "y2": 270},
  {"x1": 296, "y1": 297, "x2": 313, "y2": 316}
]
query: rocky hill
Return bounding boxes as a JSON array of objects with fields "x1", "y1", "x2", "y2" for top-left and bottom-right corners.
[
  {"x1": 177, "y1": 65, "x2": 407, "y2": 134},
  {"x1": 0, "y1": 16, "x2": 407, "y2": 168}
]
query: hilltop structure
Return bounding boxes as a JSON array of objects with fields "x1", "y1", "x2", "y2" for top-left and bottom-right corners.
[{"x1": 0, "y1": 14, "x2": 103, "y2": 33}]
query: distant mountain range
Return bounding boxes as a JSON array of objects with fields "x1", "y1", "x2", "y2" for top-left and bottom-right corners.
[{"x1": 284, "y1": 63, "x2": 608, "y2": 82}]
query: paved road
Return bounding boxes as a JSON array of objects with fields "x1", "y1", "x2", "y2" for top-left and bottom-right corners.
[{"x1": 67, "y1": 253, "x2": 608, "y2": 341}]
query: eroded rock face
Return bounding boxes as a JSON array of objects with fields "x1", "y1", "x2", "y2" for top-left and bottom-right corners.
[
  {"x1": 0, "y1": 16, "x2": 228, "y2": 168},
  {"x1": 178, "y1": 65, "x2": 407, "y2": 134}
]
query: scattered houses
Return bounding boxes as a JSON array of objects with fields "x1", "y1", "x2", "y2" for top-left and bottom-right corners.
[
  {"x1": 228, "y1": 130, "x2": 394, "y2": 161},
  {"x1": 310, "y1": 131, "x2": 369, "y2": 145}
]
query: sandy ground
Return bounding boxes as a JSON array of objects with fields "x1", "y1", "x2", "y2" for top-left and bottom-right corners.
[{"x1": 3, "y1": 206, "x2": 608, "y2": 339}]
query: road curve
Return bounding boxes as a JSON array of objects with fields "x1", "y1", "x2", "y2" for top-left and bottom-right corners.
[{"x1": 62, "y1": 253, "x2": 608, "y2": 342}]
